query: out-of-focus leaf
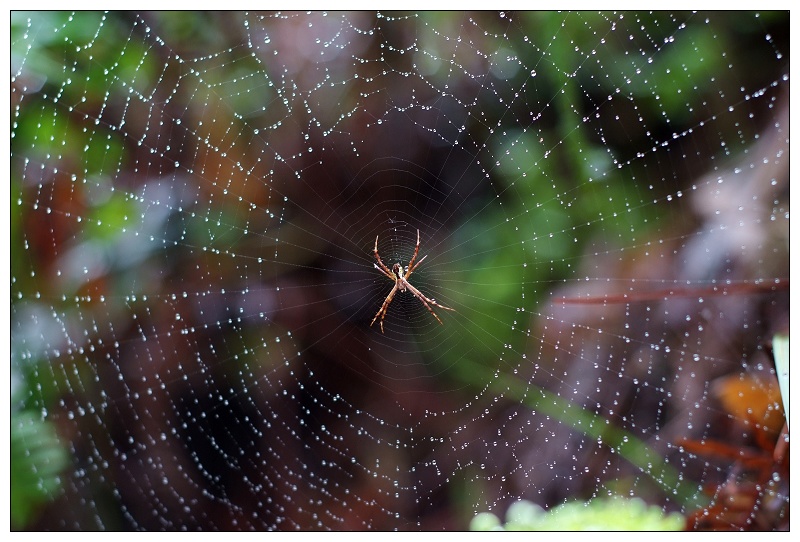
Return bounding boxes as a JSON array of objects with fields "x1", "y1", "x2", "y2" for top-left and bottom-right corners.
[
  {"x1": 712, "y1": 373, "x2": 784, "y2": 435},
  {"x1": 470, "y1": 497, "x2": 684, "y2": 531},
  {"x1": 10, "y1": 409, "x2": 69, "y2": 529},
  {"x1": 773, "y1": 334, "x2": 789, "y2": 428}
]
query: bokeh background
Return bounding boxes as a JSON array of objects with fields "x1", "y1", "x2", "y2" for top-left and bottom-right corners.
[{"x1": 10, "y1": 11, "x2": 789, "y2": 530}]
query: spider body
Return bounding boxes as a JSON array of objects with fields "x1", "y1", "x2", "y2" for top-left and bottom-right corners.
[{"x1": 371, "y1": 230, "x2": 454, "y2": 333}]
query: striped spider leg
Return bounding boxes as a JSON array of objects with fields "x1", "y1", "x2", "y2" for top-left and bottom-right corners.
[{"x1": 370, "y1": 229, "x2": 455, "y2": 333}]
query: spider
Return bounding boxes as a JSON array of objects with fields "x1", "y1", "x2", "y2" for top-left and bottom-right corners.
[{"x1": 371, "y1": 229, "x2": 455, "y2": 333}]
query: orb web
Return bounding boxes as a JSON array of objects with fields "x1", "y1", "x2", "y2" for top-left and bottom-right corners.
[{"x1": 10, "y1": 11, "x2": 789, "y2": 530}]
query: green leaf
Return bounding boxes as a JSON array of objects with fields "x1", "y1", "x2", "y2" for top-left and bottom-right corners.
[{"x1": 10, "y1": 409, "x2": 69, "y2": 529}]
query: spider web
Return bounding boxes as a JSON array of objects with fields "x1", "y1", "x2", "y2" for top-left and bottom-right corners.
[{"x1": 9, "y1": 11, "x2": 790, "y2": 530}]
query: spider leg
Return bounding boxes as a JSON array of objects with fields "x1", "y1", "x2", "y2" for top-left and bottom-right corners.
[
  {"x1": 404, "y1": 254, "x2": 426, "y2": 279},
  {"x1": 405, "y1": 229, "x2": 421, "y2": 275},
  {"x1": 371, "y1": 283, "x2": 399, "y2": 333},
  {"x1": 374, "y1": 263, "x2": 394, "y2": 280},
  {"x1": 373, "y1": 234, "x2": 394, "y2": 278},
  {"x1": 403, "y1": 280, "x2": 455, "y2": 326}
]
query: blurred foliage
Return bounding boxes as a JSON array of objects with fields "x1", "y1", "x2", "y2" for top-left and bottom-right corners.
[
  {"x1": 431, "y1": 10, "x2": 790, "y2": 380},
  {"x1": 10, "y1": 397, "x2": 69, "y2": 529},
  {"x1": 457, "y1": 358, "x2": 707, "y2": 509},
  {"x1": 12, "y1": 12, "x2": 158, "y2": 101},
  {"x1": 681, "y1": 366, "x2": 789, "y2": 530},
  {"x1": 470, "y1": 497, "x2": 684, "y2": 531},
  {"x1": 773, "y1": 334, "x2": 789, "y2": 427},
  {"x1": 9, "y1": 10, "x2": 788, "y2": 530},
  {"x1": 713, "y1": 374, "x2": 785, "y2": 436}
]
